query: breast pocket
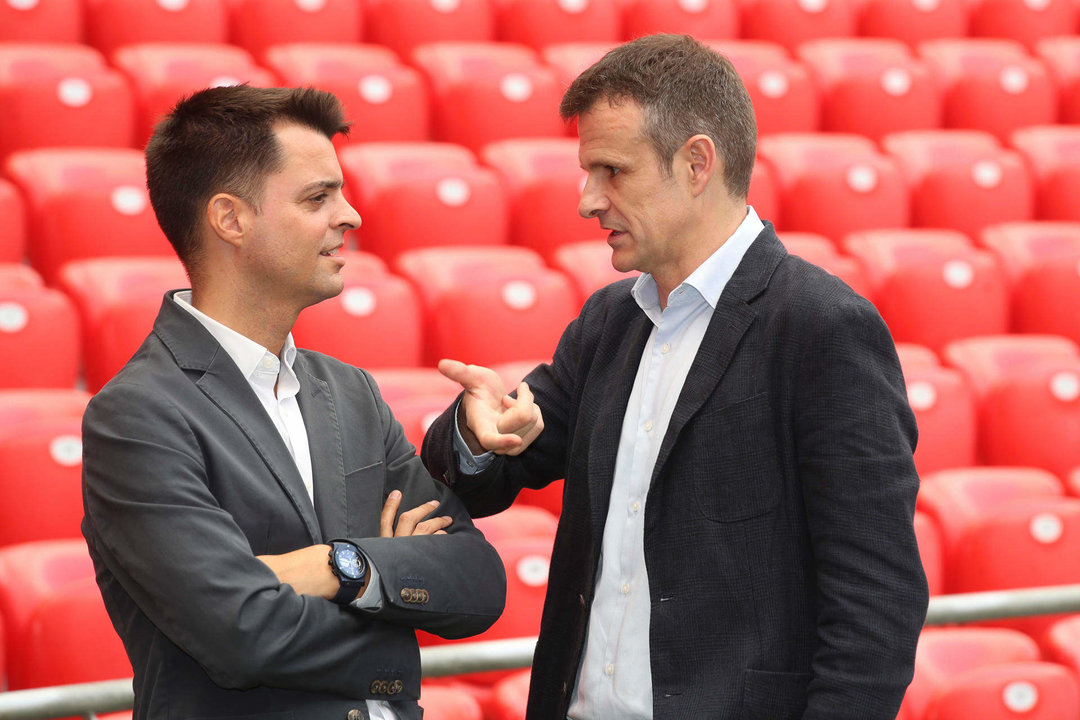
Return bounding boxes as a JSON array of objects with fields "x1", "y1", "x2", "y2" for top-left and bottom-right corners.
[
  {"x1": 691, "y1": 393, "x2": 783, "y2": 523},
  {"x1": 344, "y1": 460, "x2": 386, "y2": 536}
]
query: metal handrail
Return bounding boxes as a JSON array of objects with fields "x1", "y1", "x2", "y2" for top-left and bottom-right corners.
[{"x1": 4, "y1": 585, "x2": 1080, "y2": 720}]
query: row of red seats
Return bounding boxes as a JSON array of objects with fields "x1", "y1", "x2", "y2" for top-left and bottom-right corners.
[
  {"x1": 2, "y1": 125, "x2": 1078, "y2": 283},
  {"x1": 1, "y1": 0, "x2": 1077, "y2": 57},
  {"x1": 0, "y1": 36, "x2": 1078, "y2": 159}
]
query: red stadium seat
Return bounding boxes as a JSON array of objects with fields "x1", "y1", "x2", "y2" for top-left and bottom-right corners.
[
  {"x1": 0, "y1": 389, "x2": 90, "y2": 430},
  {"x1": 748, "y1": 160, "x2": 780, "y2": 226},
  {"x1": 17, "y1": 579, "x2": 130, "y2": 690},
  {"x1": 1044, "y1": 615, "x2": 1080, "y2": 677},
  {"x1": 979, "y1": 221, "x2": 1080, "y2": 341},
  {"x1": 1009, "y1": 125, "x2": 1080, "y2": 222},
  {"x1": 57, "y1": 257, "x2": 188, "y2": 393},
  {"x1": 796, "y1": 39, "x2": 941, "y2": 141},
  {"x1": 551, "y1": 240, "x2": 636, "y2": 305},
  {"x1": 967, "y1": 0, "x2": 1078, "y2": 51},
  {"x1": 0, "y1": 44, "x2": 135, "y2": 160},
  {"x1": 621, "y1": 0, "x2": 739, "y2": 40},
  {"x1": 757, "y1": 133, "x2": 909, "y2": 244},
  {"x1": 1036, "y1": 36, "x2": 1080, "y2": 123},
  {"x1": 493, "y1": 0, "x2": 621, "y2": 51},
  {"x1": 1069, "y1": 468, "x2": 1080, "y2": 498},
  {"x1": 0, "y1": 177, "x2": 26, "y2": 263},
  {"x1": 84, "y1": 0, "x2": 228, "y2": 57},
  {"x1": 740, "y1": 0, "x2": 857, "y2": 53},
  {"x1": 856, "y1": 0, "x2": 968, "y2": 48},
  {"x1": 263, "y1": 43, "x2": 429, "y2": 144},
  {"x1": 338, "y1": 143, "x2": 507, "y2": 262},
  {"x1": 843, "y1": 229, "x2": 1008, "y2": 352},
  {"x1": 925, "y1": 662, "x2": 1080, "y2": 720},
  {"x1": 227, "y1": 0, "x2": 361, "y2": 59},
  {"x1": 293, "y1": 259, "x2": 423, "y2": 369},
  {"x1": 395, "y1": 246, "x2": 576, "y2": 366},
  {"x1": 913, "y1": 510, "x2": 944, "y2": 596},
  {"x1": 895, "y1": 341, "x2": 940, "y2": 370},
  {"x1": 0, "y1": 539, "x2": 96, "y2": 689},
  {"x1": 0, "y1": 418, "x2": 85, "y2": 546},
  {"x1": 112, "y1": 43, "x2": 276, "y2": 146},
  {"x1": 777, "y1": 231, "x2": 872, "y2": 300},
  {"x1": 0, "y1": 285, "x2": 79, "y2": 389},
  {"x1": 472, "y1": 505, "x2": 559, "y2": 545},
  {"x1": 541, "y1": 41, "x2": 618, "y2": 92},
  {"x1": 881, "y1": 130, "x2": 1033, "y2": 239},
  {"x1": 918, "y1": 39, "x2": 1057, "y2": 142},
  {"x1": 411, "y1": 43, "x2": 565, "y2": 152},
  {"x1": 943, "y1": 335, "x2": 1080, "y2": 476},
  {"x1": 489, "y1": 669, "x2": 530, "y2": 720},
  {"x1": 4, "y1": 148, "x2": 173, "y2": 285},
  {"x1": 0, "y1": 0, "x2": 82, "y2": 42},
  {"x1": 707, "y1": 41, "x2": 819, "y2": 135},
  {"x1": 366, "y1": 366, "x2": 460, "y2": 405},
  {"x1": 0, "y1": 263, "x2": 40, "y2": 289},
  {"x1": 419, "y1": 683, "x2": 484, "y2": 720},
  {"x1": 480, "y1": 138, "x2": 596, "y2": 261},
  {"x1": 899, "y1": 360, "x2": 977, "y2": 475},
  {"x1": 363, "y1": 0, "x2": 495, "y2": 59}
]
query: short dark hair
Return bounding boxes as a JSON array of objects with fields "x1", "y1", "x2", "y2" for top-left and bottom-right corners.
[
  {"x1": 145, "y1": 85, "x2": 350, "y2": 274},
  {"x1": 560, "y1": 34, "x2": 756, "y2": 199}
]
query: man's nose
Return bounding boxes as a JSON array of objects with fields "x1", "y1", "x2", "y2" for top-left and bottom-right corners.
[{"x1": 578, "y1": 174, "x2": 608, "y2": 219}]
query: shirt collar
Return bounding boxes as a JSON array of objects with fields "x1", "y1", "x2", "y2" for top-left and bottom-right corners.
[{"x1": 631, "y1": 205, "x2": 765, "y2": 315}]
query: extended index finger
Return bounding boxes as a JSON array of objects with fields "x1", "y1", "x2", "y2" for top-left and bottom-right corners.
[{"x1": 380, "y1": 490, "x2": 402, "y2": 537}]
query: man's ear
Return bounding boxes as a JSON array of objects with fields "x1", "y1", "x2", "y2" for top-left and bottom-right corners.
[
  {"x1": 206, "y1": 193, "x2": 249, "y2": 249},
  {"x1": 684, "y1": 134, "x2": 720, "y2": 197}
]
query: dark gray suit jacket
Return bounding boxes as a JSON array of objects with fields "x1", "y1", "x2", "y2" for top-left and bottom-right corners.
[
  {"x1": 423, "y1": 225, "x2": 928, "y2": 720},
  {"x1": 82, "y1": 291, "x2": 506, "y2": 720}
]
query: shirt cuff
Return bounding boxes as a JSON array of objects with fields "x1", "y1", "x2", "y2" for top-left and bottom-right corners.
[
  {"x1": 349, "y1": 557, "x2": 382, "y2": 611},
  {"x1": 453, "y1": 400, "x2": 495, "y2": 475}
]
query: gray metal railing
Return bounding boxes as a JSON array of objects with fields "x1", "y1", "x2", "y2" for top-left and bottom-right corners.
[{"x1": 3, "y1": 585, "x2": 1080, "y2": 720}]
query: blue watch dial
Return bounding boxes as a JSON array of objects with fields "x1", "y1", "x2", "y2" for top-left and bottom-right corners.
[{"x1": 334, "y1": 543, "x2": 365, "y2": 580}]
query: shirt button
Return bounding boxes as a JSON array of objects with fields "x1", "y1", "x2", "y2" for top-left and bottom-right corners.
[
  {"x1": 661, "y1": 343, "x2": 670, "y2": 354},
  {"x1": 632, "y1": 501, "x2": 640, "y2": 513},
  {"x1": 261, "y1": 356, "x2": 275, "y2": 369},
  {"x1": 643, "y1": 420, "x2": 653, "y2": 432},
  {"x1": 621, "y1": 583, "x2": 630, "y2": 594},
  {"x1": 605, "y1": 664, "x2": 615, "y2": 676}
]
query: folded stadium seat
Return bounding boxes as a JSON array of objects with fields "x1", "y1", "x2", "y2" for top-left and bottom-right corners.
[
  {"x1": 365, "y1": 366, "x2": 461, "y2": 405},
  {"x1": 364, "y1": 0, "x2": 494, "y2": 59},
  {"x1": 1009, "y1": 126, "x2": 1080, "y2": 222},
  {"x1": 796, "y1": 39, "x2": 941, "y2": 141},
  {"x1": 856, "y1": 0, "x2": 968, "y2": 49},
  {"x1": 918, "y1": 39, "x2": 1057, "y2": 143},
  {"x1": 84, "y1": 0, "x2": 228, "y2": 57},
  {"x1": 979, "y1": 222, "x2": 1080, "y2": 342},
  {"x1": 338, "y1": 143, "x2": 507, "y2": 263},
  {"x1": 389, "y1": 394, "x2": 469, "y2": 449},
  {"x1": 411, "y1": 42, "x2": 566, "y2": 152},
  {"x1": 895, "y1": 341, "x2": 940, "y2": 370},
  {"x1": 0, "y1": 389, "x2": 91, "y2": 431},
  {"x1": 776, "y1": 231, "x2": 873, "y2": 300},
  {"x1": 0, "y1": 178, "x2": 26, "y2": 263},
  {"x1": 15, "y1": 579, "x2": 131, "y2": 691},
  {"x1": 620, "y1": 0, "x2": 739, "y2": 40},
  {"x1": 0, "y1": 44, "x2": 135, "y2": 161},
  {"x1": 756, "y1": 133, "x2": 909, "y2": 244},
  {"x1": 1044, "y1": 616, "x2": 1080, "y2": 677},
  {"x1": 492, "y1": 0, "x2": 621, "y2": 51},
  {"x1": 394, "y1": 246, "x2": 577, "y2": 366},
  {"x1": 943, "y1": 335, "x2": 1080, "y2": 476},
  {"x1": 472, "y1": 505, "x2": 559, "y2": 546},
  {"x1": 489, "y1": 669, "x2": 531, "y2": 720},
  {"x1": 842, "y1": 229, "x2": 1008, "y2": 353},
  {"x1": 896, "y1": 352, "x2": 977, "y2": 476},
  {"x1": 967, "y1": 0, "x2": 1078, "y2": 51},
  {"x1": 541, "y1": 41, "x2": 618, "y2": 94},
  {"x1": 0, "y1": 284, "x2": 79, "y2": 389},
  {"x1": 480, "y1": 138, "x2": 598, "y2": 262},
  {"x1": 0, "y1": 539, "x2": 95, "y2": 689},
  {"x1": 739, "y1": 0, "x2": 857, "y2": 53},
  {"x1": 227, "y1": 0, "x2": 361, "y2": 59},
  {"x1": 1070, "y1": 467, "x2": 1080, "y2": 498},
  {"x1": 0, "y1": 263, "x2": 41, "y2": 289},
  {"x1": 262, "y1": 43, "x2": 429, "y2": 144},
  {"x1": 900, "y1": 627, "x2": 1052, "y2": 720},
  {"x1": 417, "y1": 537, "x2": 552, "y2": 685},
  {"x1": 913, "y1": 510, "x2": 944, "y2": 595},
  {"x1": 57, "y1": 257, "x2": 188, "y2": 393},
  {"x1": 881, "y1": 129, "x2": 1034, "y2": 240},
  {"x1": 112, "y1": 43, "x2": 277, "y2": 147},
  {"x1": 551, "y1": 239, "x2": 638, "y2": 306},
  {"x1": 748, "y1": 160, "x2": 780, "y2": 226},
  {"x1": 292, "y1": 258, "x2": 423, "y2": 369},
  {"x1": 418, "y1": 683, "x2": 484, "y2": 720},
  {"x1": 4, "y1": 148, "x2": 173, "y2": 285},
  {"x1": 492, "y1": 358, "x2": 549, "y2": 392},
  {"x1": 1035, "y1": 36, "x2": 1080, "y2": 123},
  {"x1": 706, "y1": 41, "x2": 819, "y2": 135},
  {"x1": 0, "y1": 418, "x2": 86, "y2": 546},
  {"x1": 0, "y1": 0, "x2": 82, "y2": 42}
]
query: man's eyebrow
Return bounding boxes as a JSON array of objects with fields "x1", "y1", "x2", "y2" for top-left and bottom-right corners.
[{"x1": 298, "y1": 179, "x2": 344, "y2": 195}]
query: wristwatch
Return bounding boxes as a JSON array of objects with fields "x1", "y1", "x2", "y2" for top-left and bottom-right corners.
[{"x1": 328, "y1": 540, "x2": 368, "y2": 605}]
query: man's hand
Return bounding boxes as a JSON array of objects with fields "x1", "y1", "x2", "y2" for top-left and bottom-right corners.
[
  {"x1": 380, "y1": 490, "x2": 452, "y2": 537},
  {"x1": 438, "y1": 358, "x2": 544, "y2": 457}
]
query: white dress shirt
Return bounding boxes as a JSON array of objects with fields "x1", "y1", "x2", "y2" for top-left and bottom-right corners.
[
  {"x1": 567, "y1": 208, "x2": 764, "y2": 720},
  {"x1": 173, "y1": 292, "x2": 395, "y2": 720}
]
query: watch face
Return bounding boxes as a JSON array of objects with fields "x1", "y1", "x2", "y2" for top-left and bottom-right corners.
[{"x1": 334, "y1": 544, "x2": 365, "y2": 580}]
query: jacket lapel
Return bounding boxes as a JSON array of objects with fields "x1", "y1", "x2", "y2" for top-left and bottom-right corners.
[
  {"x1": 154, "y1": 292, "x2": 323, "y2": 544},
  {"x1": 294, "y1": 357, "x2": 347, "y2": 542}
]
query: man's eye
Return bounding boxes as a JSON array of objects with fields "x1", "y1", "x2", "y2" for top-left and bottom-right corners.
[
  {"x1": 310, "y1": 194, "x2": 327, "y2": 203},
  {"x1": 608, "y1": 166, "x2": 621, "y2": 177}
]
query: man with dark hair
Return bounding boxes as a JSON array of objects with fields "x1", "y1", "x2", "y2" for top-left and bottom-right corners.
[
  {"x1": 423, "y1": 35, "x2": 928, "y2": 719},
  {"x1": 82, "y1": 85, "x2": 506, "y2": 720}
]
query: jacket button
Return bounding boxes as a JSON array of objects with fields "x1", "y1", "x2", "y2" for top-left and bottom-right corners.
[
  {"x1": 389, "y1": 679, "x2": 404, "y2": 695},
  {"x1": 347, "y1": 710, "x2": 364, "y2": 720},
  {"x1": 400, "y1": 588, "x2": 411, "y2": 602},
  {"x1": 419, "y1": 589, "x2": 430, "y2": 604},
  {"x1": 370, "y1": 680, "x2": 382, "y2": 694}
]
